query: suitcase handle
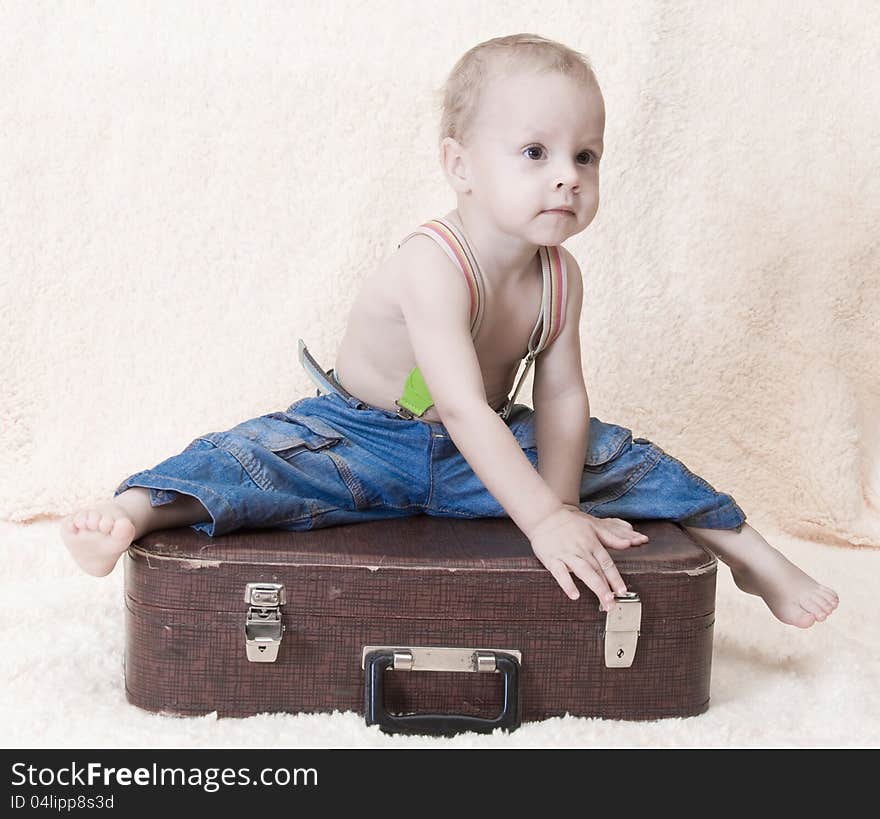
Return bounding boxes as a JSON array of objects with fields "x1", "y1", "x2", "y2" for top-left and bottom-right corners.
[{"x1": 363, "y1": 649, "x2": 522, "y2": 737}]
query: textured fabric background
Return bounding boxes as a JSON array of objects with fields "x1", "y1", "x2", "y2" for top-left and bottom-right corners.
[{"x1": 1, "y1": 1, "x2": 878, "y2": 548}]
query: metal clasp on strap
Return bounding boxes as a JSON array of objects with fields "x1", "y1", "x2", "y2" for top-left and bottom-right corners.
[
  {"x1": 501, "y1": 349, "x2": 537, "y2": 421},
  {"x1": 393, "y1": 400, "x2": 416, "y2": 420}
]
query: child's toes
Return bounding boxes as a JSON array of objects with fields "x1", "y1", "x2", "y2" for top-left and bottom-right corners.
[
  {"x1": 61, "y1": 516, "x2": 77, "y2": 534},
  {"x1": 812, "y1": 591, "x2": 835, "y2": 615},
  {"x1": 801, "y1": 596, "x2": 827, "y2": 621},
  {"x1": 86, "y1": 510, "x2": 101, "y2": 530},
  {"x1": 73, "y1": 511, "x2": 87, "y2": 529},
  {"x1": 822, "y1": 591, "x2": 839, "y2": 610},
  {"x1": 110, "y1": 517, "x2": 136, "y2": 540},
  {"x1": 793, "y1": 604, "x2": 817, "y2": 627},
  {"x1": 98, "y1": 516, "x2": 114, "y2": 534}
]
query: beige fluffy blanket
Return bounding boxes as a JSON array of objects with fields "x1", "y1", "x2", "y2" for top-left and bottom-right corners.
[{"x1": 2, "y1": 2, "x2": 877, "y2": 553}]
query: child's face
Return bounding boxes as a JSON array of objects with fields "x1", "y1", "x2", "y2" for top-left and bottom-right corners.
[{"x1": 448, "y1": 69, "x2": 605, "y2": 247}]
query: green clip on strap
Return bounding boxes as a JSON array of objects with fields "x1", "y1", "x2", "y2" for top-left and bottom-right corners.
[{"x1": 397, "y1": 366, "x2": 434, "y2": 416}]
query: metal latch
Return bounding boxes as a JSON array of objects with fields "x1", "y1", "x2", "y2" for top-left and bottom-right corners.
[
  {"x1": 604, "y1": 591, "x2": 641, "y2": 668},
  {"x1": 244, "y1": 583, "x2": 286, "y2": 662}
]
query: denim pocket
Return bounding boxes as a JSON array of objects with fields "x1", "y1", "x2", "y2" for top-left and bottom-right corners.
[
  {"x1": 261, "y1": 411, "x2": 346, "y2": 459},
  {"x1": 197, "y1": 412, "x2": 345, "y2": 467},
  {"x1": 584, "y1": 418, "x2": 632, "y2": 468}
]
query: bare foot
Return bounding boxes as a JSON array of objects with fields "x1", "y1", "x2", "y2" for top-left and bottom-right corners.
[
  {"x1": 728, "y1": 548, "x2": 839, "y2": 628},
  {"x1": 60, "y1": 500, "x2": 137, "y2": 577}
]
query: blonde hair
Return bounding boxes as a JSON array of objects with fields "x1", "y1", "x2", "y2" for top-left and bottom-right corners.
[{"x1": 435, "y1": 33, "x2": 599, "y2": 150}]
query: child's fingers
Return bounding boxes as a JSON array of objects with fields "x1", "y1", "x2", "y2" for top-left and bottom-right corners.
[
  {"x1": 619, "y1": 533, "x2": 649, "y2": 549},
  {"x1": 545, "y1": 559, "x2": 582, "y2": 601},
  {"x1": 618, "y1": 522, "x2": 649, "y2": 544},
  {"x1": 594, "y1": 529, "x2": 644, "y2": 551},
  {"x1": 590, "y1": 518, "x2": 649, "y2": 547},
  {"x1": 586, "y1": 550, "x2": 627, "y2": 597},
  {"x1": 565, "y1": 554, "x2": 622, "y2": 609}
]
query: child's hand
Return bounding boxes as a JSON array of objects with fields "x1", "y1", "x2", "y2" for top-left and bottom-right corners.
[{"x1": 528, "y1": 506, "x2": 649, "y2": 609}]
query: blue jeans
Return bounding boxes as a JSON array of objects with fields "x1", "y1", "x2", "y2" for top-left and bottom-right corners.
[{"x1": 114, "y1": 378, "x2": 746, "y2": 537}]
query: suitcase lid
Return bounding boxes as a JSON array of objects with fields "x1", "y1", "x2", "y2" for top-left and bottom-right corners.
[
  {"x1": 130, "y1": 516, "x2": 711, "y2": 570},
  {"x1": 126, "y1": 517, "x2": 716, "y2": 620}
]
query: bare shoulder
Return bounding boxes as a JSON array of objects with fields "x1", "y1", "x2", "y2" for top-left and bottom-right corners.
[
  {"x1": 391, "y1": 232, "x2": 467, "y2": 284},
  {"x1": 388, "y1": 233, "x2": 472, "y2": 317},
  {"x1": 345, "y1": 231, "x2": 466, "y2": 322}
]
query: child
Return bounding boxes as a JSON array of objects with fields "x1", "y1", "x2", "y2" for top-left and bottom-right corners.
[{"x1": 61, "y1": 33, "x2": 838, "y2": 628}]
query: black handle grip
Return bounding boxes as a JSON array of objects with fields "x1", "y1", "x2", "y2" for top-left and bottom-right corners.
[{"x1": 363, "y1": 650, "x2": 521, "y2": 737}]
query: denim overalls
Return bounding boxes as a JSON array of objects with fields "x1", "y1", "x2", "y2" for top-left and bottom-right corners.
[{"x1": 113, "y1": 352, "x2": 747, "y2": 538}]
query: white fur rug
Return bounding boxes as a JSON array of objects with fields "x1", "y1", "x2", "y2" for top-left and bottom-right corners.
[{"x1": 2, "y1": 516, "x2": 876, "y2": 749}]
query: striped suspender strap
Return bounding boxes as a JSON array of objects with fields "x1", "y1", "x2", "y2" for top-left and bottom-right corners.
[
  {"x1": 533, "y1": 243, "x2": 568, "y2": 353},
  {"x1": 397, "y1": 218, "x2": 486, "y2": 341},
  {"x1": 504, "y1": 243, "x2": 568, "y2": 419}
]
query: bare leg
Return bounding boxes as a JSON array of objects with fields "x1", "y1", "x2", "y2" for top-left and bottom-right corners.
[
  {"x1": 60, "y1": 488, "x2": 211, "y2": 577},
  {"x1": 683, "y1": 522, "x2": 839, "y2": 628}
]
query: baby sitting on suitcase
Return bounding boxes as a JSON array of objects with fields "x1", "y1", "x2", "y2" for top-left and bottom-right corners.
[{"x1": 60, "y1": 33, "x2": 838, "y2": 629}]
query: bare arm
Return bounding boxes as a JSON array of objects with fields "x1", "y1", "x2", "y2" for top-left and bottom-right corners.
[
  {"x1": 394, "y1": 236, "x2": 564, "y2": 536},
  {"x1": 531, "y1": 247, "x2": 591, "y2": 507},
  {"x1": 534, "y1": 393, "x2": 591, "y2": 507},
  {"x1": 443, "y1": 403, "x2": 564, "y2": 537}
]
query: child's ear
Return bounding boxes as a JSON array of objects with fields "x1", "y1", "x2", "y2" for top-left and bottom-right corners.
[{"x1": 440, "y1": 136, "x2": 471, "y2": 194}]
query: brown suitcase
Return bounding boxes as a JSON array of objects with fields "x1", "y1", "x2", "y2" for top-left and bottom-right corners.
[{"x1": 124, "y1": 515, "x2": 717, "y2": 735}]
